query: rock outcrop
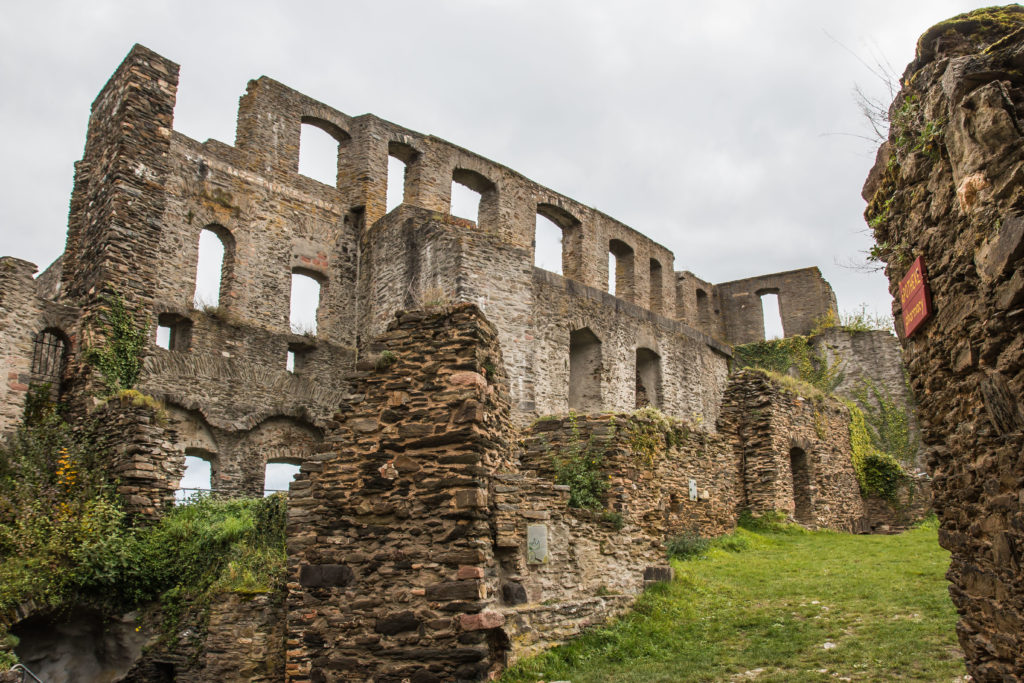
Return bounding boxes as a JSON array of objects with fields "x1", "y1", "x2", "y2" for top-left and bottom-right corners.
[{"x1": 863, "y1": 6, "x2": 1024, "y2": 679}]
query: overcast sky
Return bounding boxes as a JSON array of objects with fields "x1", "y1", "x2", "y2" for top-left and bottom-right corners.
[{"x1": 0, "y1": 1, "x2": 1000, "y2": 326}]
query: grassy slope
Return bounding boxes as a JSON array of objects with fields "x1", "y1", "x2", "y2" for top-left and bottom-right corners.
[{"x1": 501, "y1": 523, "x2": 965, "y2": 682}]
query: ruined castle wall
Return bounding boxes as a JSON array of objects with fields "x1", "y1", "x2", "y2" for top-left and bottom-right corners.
[
  {"x1": 529, "y1": 270, "x2": 731, "y2": 427},
  {"x1": 814, "y1": 328, "x2": 924, "y2": 470},
  {"x1": 816, "y1": 328, "x2": 910, "y2": 403},
  {"x1": 91, "y1": 396, "x2": 183, "y2": 519},
  {"x1": 286, "y1": 305, "x2": 515, "y2": 682},
  {"x1": 494, "y1": 413, "x2": 736, "y2": 661},
  {"x1": 718, "y1": 370, "x2": 867, "y2": 531},
  {"x1": 60, "y1": 45, "x2": 178, "y2": 318},
  {"x1": 0, "y1": 258, "x2": 80, "y2": 435},
  {"x1": 674, "y1": 270, "x2": 726, "y2": 339},
  {"x1": 715, "y1": 267, "x2": 838, "y2": 345},
  {"x1": 359, "y1": 207, "x2": 731, "y2": 425},
  {"x1": 862, "y1": 9, "x2": 1024, "y2": 677}
]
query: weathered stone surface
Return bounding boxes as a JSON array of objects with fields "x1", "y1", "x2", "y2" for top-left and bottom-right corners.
[
  {"x1": 863, "y1": 7, "x2": 1024, "y2": 678},
  {"x1": 718, "y1": 370, "x2": 868, "y2": 532}
]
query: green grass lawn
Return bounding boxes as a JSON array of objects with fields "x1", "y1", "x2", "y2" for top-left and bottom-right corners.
[{"x1": 500, "y1": 521, "x2": 965, "y2": 682}]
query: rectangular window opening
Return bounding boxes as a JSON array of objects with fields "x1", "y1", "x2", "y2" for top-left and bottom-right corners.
[{"x1": 761, "y1": 292, "x2": 784, "y2": 340}]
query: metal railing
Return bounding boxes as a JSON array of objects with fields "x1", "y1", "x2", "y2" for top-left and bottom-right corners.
[
  {"x1": 174, "y1": 488, "x2": 289, "y2": 504},
  {"x1": 11, "y1": 663, "x2": 43, "y2": 682}
]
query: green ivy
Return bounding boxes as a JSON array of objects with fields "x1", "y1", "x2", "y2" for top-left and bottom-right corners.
[
  {"x1": 853, "y1": 378, "x2": 917, "y2": 466},
  {"x1": 82, "y1": 292, "x2": 148, "y2": 394},
  {"x1": 733, "y1": 335, "x2": 843, "y2": 395},
  {"x1": 848, "y1": 404, "x2": 906, "y2": 502}
]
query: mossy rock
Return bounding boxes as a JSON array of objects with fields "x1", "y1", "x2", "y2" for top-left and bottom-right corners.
[{"x1": 915, "y1": 5, "x2": 1024, "y2": 66}]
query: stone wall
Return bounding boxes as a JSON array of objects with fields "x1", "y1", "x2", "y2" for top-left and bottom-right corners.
[
  {"x1": 862, "y1": 7, "x2": 1024, "y2": 678},
  {"x1": 91, "y1": 396, "x2": 182, "y2": 520},
  {"x1": 358, "y1": 206, "x2": 732, "y2": 425},
  {"x1": 117, "y1": 591, "x2": 286, "y2": 683},
  {"x1": 718, "y1": 370, "x2": 868, "y2": 532},
  {"x1": 0, "y1": 257, "x2": 80, "y2": 435},
  {"x1": 813, "y1": 327, "x2": 924, "y2": 470},
  {"x1": 713, "y1": 267, "x2": 838, "y2": 345},
  {"x1": 286, "y1": 305, "x2": 515, "y2": 682}
]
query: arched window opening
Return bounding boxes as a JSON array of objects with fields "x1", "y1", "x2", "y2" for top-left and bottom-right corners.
[
  {"x1": 649, "y1": 259, "x2": 664, "y2": 315},
  {"x1": 264, "y1": 460, "x2": 302, "y2": 496},
  {"x1": 609, "y1": 239, "x2": 635, "y2": 302},
  {"x1": 760, "y1": 291, "x2": 784, "y2": 340},
  {"x1": 385, "y1": 141, "x2": 418, "y2": 213},
  {"x1": 451, "y1": 180, "x2": 481, "y2": 223},
  {"x1": 298, "y1": 117, "x2": 349, "y2": 186},
  {"x1": 569, "y1": 327, "x2": 602, "y2": 413},
  {"x1": 537, "y1": 203, "x2": 582, "y2": 280},
  {"x1": 30, "y1": 329, "x2": 68, "y2": 393},
  {"x1": 386, "y1": 155, "x2": 407, "y2": 213},
  {"x1": 193, "y1": 227, "x2": 231, "y2": 310},
  {"x1": 450, "y1": 168, "x2": 494, "y2": 225},
  {"x1": 156, "y1": 313, "x2": 192, "y2": 352},
  {"x1": 176, "y1": 449, "x2": 214, "y2": 503},
  {"x1": 635, "y1": 348, "x2": 662, "y2": 409},
  {"x1": 290, "y1": 271, "x2": 322, "y2": 336},
  {"x1": 790, "y1": 447, "x2": 812, "y2": 523},
  {"x1": 534, "y1": 213, "x2": 563, "y2": 274}
]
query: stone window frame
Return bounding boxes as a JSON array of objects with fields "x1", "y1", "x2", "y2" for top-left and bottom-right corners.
[
  {"x1": 192, "y1": 223, "x2": 236, "y2": 311},
  {"x1": 155, "y1": 312, "x2": 193, "y2": 352},
  {"x1": 536, "y1": 203, "x2": 583, "y2": 280},
  {"x1": 298, "y1": 115, "x2": 352, "y2": 189},
  {"x1": 608, "y1": 238, "x2": 635, "y2": 303}
]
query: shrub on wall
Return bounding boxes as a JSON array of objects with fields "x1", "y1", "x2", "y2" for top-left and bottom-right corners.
[{"x1": 551, "y1": 414, "x2": 610, "y2": 510}]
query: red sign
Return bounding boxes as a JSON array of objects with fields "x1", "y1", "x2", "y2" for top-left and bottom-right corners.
[{"x1": 899, "y1": 256, "x2": 932, "y2": 337}]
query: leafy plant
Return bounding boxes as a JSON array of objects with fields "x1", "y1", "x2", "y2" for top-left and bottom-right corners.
[
  {"x1": 0, "y1": 392, "x2": 286, "y2": 669},
  {"x1": 82, "y1": 291, "x2": 148, "y2": 394},
  {"x1": 852, "y1": 378, "x2": 917, "y2": 466},
  {"x1": 666, "y1": 533, "x2": 711, "y2": 560},
  {"x1": 551, "y1": 414, "x2": 610, "y2": 510},
  {"x1": 848, "y1": 403, "x2": 907, "y2": 502}
]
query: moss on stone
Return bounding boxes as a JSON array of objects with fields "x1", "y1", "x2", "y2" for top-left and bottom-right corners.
[{"x1": 915, "y1": 5, "x2": 1024, "y2": 66}]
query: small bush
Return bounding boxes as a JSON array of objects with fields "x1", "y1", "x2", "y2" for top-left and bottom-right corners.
[
  {"x1": 374, "y1": 350, "x2": 397, "y2": 371},
  {"x1": 737, "y1": 510, "x2": 807, "y2": 535},
  {"x1": 712, "y1": 533, "x2": 751, "y2": 553},
  {"x1": 599, "y1": 511, "x2": 624, "y2": 530},
  {"x1": 551, "y1": 414, "x2": 610, "y2": 510},
  {"x1": 666, "y1": 533, "x2": 711, "y2": 560}
]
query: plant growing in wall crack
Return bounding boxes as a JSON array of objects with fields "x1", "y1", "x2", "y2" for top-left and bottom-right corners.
[
  {"x1": 83, "y1": 291, "x2": 148, "y2": 394},
  {"x1": 551, "y1": 413, "x2": 610, "y2": 510}
]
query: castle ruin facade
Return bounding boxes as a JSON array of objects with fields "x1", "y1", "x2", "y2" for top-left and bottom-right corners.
[{"x1": 0, "y1": 45, "x2": 917, "y2": 681}]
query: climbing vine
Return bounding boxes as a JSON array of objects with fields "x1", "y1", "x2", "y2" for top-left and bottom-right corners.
[
  {"x1": 82, "y1": 291, "x2": 148, "y2": 394},
  {"x1": 853, "y1": 378, "x2": 917, "y2": 467}
]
